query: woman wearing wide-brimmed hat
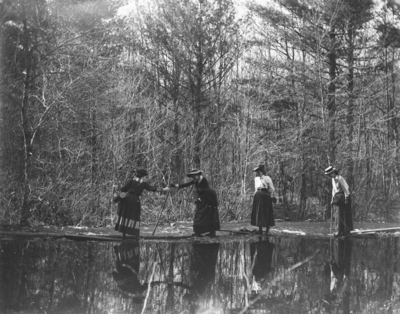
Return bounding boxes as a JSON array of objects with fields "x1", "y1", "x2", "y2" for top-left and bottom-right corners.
[
  {"x1": 251, "y1": 165, "x2": 275, "y2": 235},
  {"x1": 113, "y1": 169, "x2": 165, "y2": 238},
  {"x1": 325, "y1": 166, "x2": 353, "y2": 236},
  {"x1": 112, "y1": 242, "x2": 147, "y2": 303},
  {"x1": 171, "y1": 169, "x2": 220, "y2": 237}
]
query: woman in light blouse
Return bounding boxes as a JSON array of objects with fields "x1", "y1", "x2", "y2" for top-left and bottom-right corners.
[
  {"x1": 251, "y1": 165, "x2": 275, "y2": 235},
  {"x1": 325, "y1": 166, "x2": 353, "y2": 236}
]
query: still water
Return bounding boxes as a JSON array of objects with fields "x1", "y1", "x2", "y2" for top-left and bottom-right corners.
[{"x1": 0, "y1": 236, "x2": 399, "y2": 314}]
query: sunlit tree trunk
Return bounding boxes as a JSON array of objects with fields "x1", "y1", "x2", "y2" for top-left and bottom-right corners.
[
  {"x1": 346, "y1": 20, "x2": 355, "y2": 189},
  {"x1": 327, "y1": 24, "x2": 337, "y2": 166},
  {"x1": 20, "y1": 7, "x2": 34, "y2": 226}
]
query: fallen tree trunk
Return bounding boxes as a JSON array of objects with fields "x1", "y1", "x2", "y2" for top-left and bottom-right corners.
[{"x1": 351, "y1": 227, "x2": 400, "y2": 234}]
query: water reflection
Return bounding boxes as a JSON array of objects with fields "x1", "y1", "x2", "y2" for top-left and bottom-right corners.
[
  {"x1": 0, "y1": 236, "x2": 399, "y2": 313},
  {"x1": 321, "y1": 239, "x2": 352, "y2": 314},
  {"x1": 112, "y1": 242, "x2": 146, "y2": 303},
  {"x1": 185, "y1": 243, "x2": 220, "y2": 313}
]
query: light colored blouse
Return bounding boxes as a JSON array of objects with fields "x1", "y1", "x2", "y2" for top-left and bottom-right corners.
[
  {"x1": 331, "y1": 175, "x2": 350, "y2": 199},
  {"x1": 254, "y1": 175, "x2": 275, "y2": 195}
]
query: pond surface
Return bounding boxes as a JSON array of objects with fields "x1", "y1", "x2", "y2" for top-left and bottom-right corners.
[{"x1": 1, "y1": 236, "x2": 399, "y2": 314}]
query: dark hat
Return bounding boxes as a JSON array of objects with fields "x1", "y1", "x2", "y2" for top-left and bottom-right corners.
[
  {"x1": 136, "y1": 169, "x2": 148, "y2": 177},
  {"x1": 253, "y1": 165, "x2": 265, "y2": 172},
  {"x1": 324, "y1": 166, "x2": 336, "y2": 175},
  {"x1": 187, "y1": 169, "x2": 203, "y2": 177}
]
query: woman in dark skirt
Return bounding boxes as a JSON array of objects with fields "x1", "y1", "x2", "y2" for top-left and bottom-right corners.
[
  {"x1": 325, "y1": 166, "x2": 353, "y2": 236},
  {"x1": 250, "y1": 236, "x2": 274, "y2": 293},
  {"x1": 172, "y1": 169, "x2": 220, "y2": 237},
  {"x1": 251, "y1": 165, "x2": 275, "y2": 235},
  {"x1": 112, "y1": 242, "x2": 147, "y2": 303},
  {"x1": 113, "y1": 169, "x2": 163, "y2": 238}
]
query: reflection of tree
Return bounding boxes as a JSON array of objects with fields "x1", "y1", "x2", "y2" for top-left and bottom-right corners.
[
  {"x1": 322, "y1": 239, "x2": 352, "y2": 314},
  {"x1": 0, "y1": 242, "x2": 26, "y2": 311}
]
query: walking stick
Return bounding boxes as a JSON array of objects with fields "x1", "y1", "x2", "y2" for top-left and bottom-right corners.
[
  {"x1": 330, "y1": 203, "x2": 333, "y2": 236},
  {"x1": 152, "y1": 192, "x2": 170, "y2": 236}
]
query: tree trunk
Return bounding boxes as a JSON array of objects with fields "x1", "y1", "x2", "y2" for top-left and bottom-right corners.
[
  {"x1": 327, "y1": 25, "x2": 337, "y2": 165},
  {"x1": 20, "y1": 13, "x2": 33, "y2": 226},
  {"x1": 346, "y1": 21, "x2": 355, "y2": 189}
]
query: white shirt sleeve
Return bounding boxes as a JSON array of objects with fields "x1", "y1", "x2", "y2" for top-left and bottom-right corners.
[
  {"x1": 254, "y1": 177, "x2": 262, "y2": 191},
  {"x1": 254, "y1": 176, "x2": 275, "y2": 195},
  {"x1": 332, "y1": 176, "x2": 350, "y2": 199},
  {"x1": 338, "y1": 176, "x2": 350, "y2": 197},
  {"x1": 263, "y1": 176, "x2": 275, "y2": 195}
]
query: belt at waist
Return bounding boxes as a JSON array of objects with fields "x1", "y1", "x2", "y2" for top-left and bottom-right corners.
[{"x1": 257, "y1": 188, "x2": 268, "y2": 191}]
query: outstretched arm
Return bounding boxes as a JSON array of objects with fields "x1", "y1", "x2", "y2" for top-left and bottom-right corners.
[
  {"x1": 142, "y1": 182, "x2": 171, "y2": 192},
  {"x1": 172, "y1": 180, "x2": 196, "y2": 189}
]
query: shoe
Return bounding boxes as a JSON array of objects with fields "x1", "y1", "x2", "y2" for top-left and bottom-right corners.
[
  {"x1": 206, "y1": 232, "x2": 216, "y2": 237},
  {"x1": 192, "y1": 233, "x2": 202, "y2": 237},
  {"x1": 255, "y1": 230, "x2": 263, "y2": 235}
]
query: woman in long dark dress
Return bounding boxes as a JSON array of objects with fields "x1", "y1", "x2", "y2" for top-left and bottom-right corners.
[
  {"x1": 325, "y1": 166, "x2": 353, "y2": 236},
  {"x1": 251, "y1": 165, "x2": 275, "y2": 235},
  {"x1": 112, "y1": 242, "x2": 147, "y2": 303},
  {"x1": 185, "y1": 242, "x2": 220, "y2": 311},
  {"x1": 113, "y1": 169, "x2": 163, "y2": 238},
  {"x1": 250, "y1": 236, "x2": 274, "y2": 295},
  {"x1": 172, "y1": 169, "x2": 220, "y2": 237}
]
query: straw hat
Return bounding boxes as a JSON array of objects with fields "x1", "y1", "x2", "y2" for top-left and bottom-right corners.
[
  {"x1": 186, "y1": 169, "x2": 203, "y2": 177},
  {"x1": 324, "y1": 166, "x2": 336, "y2": 175}
]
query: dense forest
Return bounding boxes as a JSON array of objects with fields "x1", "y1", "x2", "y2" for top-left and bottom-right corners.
[{"x1": 1, "y1": 0, "x2": 400, "y2": 227}]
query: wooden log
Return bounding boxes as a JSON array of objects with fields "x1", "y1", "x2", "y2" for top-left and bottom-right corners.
[
  {"x1": 351, "y1": 227, "x2": 400, "y2": 234},
  {"x1": 64, "y1": 233, "x2": 193, "y2": 241}
]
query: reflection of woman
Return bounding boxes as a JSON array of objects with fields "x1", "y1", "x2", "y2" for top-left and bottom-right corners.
[
  {"x1": 325, "y1": 166, "x2": 353, "y2": 236},
  {"x1": 172, "y1": 169, "x2": 220, "y2": 237},
  {"x1": 112, "y1": 242, "x2": 147, "y2": 303},
  {"x1": 113, "y1": 169, "x2": 166, "y2": 238},
  {"x1": 322, "y1": 239, "x2": 352, "y2": 313},
  {"x1": 250, "y1": 237, "x2": 274, "y2": 283},
  {"x1": 185, "y1": 243, "x2": 220, "y2": 310},
  {"x1": 251, "y1": 165, "x2": 275, "y2": 235}
]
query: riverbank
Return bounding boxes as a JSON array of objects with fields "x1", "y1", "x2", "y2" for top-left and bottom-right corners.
[{"x1": 1, "y1": 221, "x2": 400, "y2": 241}]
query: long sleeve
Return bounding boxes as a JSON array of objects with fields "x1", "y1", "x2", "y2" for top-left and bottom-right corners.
[
  {"x1": 142, "y1": 182, "x2": 158, "y2": 192},
  {"x1": 120, "y1": 180, "x2": 132, "y2": 192},
  {"x1": 332, "y1": 176, "x2": 350, "y2": 199},
  {"x1": 263, "y1": 176, "x2": 275, "y2": 195},
  {"x1": 254, "y1": 176, "x2": 275, "y2": 195},
  {"x1": 338, "y1": 176, "x2": 350, "y2": 197},
  {"x1": 254, "y1": 177, "x2": 262, "y2": 191},
  {"x1": 178, "y1": 180, "x2": 196, "y2": 189}
]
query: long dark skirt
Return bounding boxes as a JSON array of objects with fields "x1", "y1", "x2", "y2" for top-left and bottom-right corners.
[
  {"x1": 190, "y1": 243, "x2": 220, "y2": 296},
  {"x1": 115, "y1": 194, "x2": 141, "y2": 237},
  {"x1": 250, "y1": 238, "x2": 274, "y2": 282},
  {"x1": 335, "y1": 196, "x2": 353, "y2": 235},
  {"x1": 193, "y1": 201, "x2": 220, "y2": 234},
  {"x1": 251, "y1": 190, "x2": 275, "y2": 227}
]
